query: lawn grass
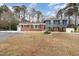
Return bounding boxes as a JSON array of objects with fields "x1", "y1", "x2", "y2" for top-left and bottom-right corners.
[{"x1": 0, "y1": 32, "x2": 79, "y2": 56}]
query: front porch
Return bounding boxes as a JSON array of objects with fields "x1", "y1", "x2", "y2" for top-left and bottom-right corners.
[{"x1": 17, "y1": 23, "x2": 45, "y2": 31}]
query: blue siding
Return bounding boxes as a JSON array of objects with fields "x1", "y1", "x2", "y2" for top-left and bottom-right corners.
[{"x1": 45, "y1": 19, "x2": 68, "y2": 29}]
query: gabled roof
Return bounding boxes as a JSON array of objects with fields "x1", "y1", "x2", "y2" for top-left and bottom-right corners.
[{"x1": 45, "y1": 16, "x2": 67, "y2": 21}]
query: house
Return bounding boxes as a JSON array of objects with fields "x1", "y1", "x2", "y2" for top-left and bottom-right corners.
[
  {"x1": 17, "y1": 8, "x2": 69, "y2": 32},
  {"x1": 44, "y1": 18, "x2": 68, "y2": 31}
]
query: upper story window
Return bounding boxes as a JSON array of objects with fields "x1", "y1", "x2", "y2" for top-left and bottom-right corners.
[
  {"x1": 58, "y1": 20, "x2": 60, "y2": 24},
  {"x1": 62, "y1": 20, "x2": 67, "y2": 25},
  {"x1": 46, "y1": 20, "x2": 51, "y2": 24},
  {"x1": 53, "y1": 20, "x2": 60, "y2": 25},
  {"x1": 49, "y1": 20, "x2": 51, "y2": 24}
]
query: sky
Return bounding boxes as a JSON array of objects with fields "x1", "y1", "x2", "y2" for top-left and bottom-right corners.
[{"x1": 0, "y1": 3, "x2": 67, "y2": 16}]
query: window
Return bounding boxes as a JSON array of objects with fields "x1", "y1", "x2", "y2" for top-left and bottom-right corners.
[
  {"x1": 46, "y1": 20, "x2": 51, "y2": 24},
  {"x1": 24, "y1": 25, "x2": 29, "y2": 28},
  {"x1": 33, "y1": 25, "x2": 39, "y2": 29},
  {"x1": 53, "y1": 20, "x2": 55, "y2": 24},
  {"x1": 35, "y1": 25, "x2": 38, "y2": 28},
  {"x1": 49, "y1": 20, "x2": 51, "y2": 24},
  {"x1": 53, "y1": 20, "x2": 60, "y2": 25},
  {"x1": 63, "y1": 20, "x2": 67, "y2": 25},
  {"x1": 58, "y1": 20, "x2": 60, "y2": 24},
  {"x1": 26, "y1": 25, "x2": 29, "y2": 28},
  {"x1": 21, "y1": 25, "x2": 23, "y2": 27}
]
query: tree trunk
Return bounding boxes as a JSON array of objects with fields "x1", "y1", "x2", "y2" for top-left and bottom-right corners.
[
  {"x1": 0, "y1": 13, "x2": 2, "y2": 20},
  {"x1": 18, "y1": 12, "x2": 20, "y2": 19},
  {"x1": 61, "y1": 14, "x2": 62, "y2": 19},
  {"x1": 68, "y1": 16, "x2": 71, "y2": 27},
  {"x1": 9, "y1": 25, "x2": 11, "y2": 30},
  {"x1": 75, "y1": 14, "x2": 77, "y2": 26},
  {"x1": 37, "y1": 14, "x2": 40, "y2": 23},
  {"x1": 24, "y1": 10, "x2": 26, "y2": 20}
]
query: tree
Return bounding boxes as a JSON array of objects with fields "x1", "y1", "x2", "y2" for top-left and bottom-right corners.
[
  {"x1": 1, "y1": 5, "x2": 12, "y2": 30},
  {"x1": 12, "y1": 6, "x2": 21, "y2": 18},
  {"x1": 1, "y1": 5, "x2": 9, "y2": 12},
  {"x1": 72, "y1": 3, "x2": 79, "y2": 25},
  {"x1": 9, "y1": 19, "x2": 19, "y2": 30},
  {"x1": 0, "y1": 7, "x2": 3, "y2": 20},
  {"x1": 0, "y1": 5, "x2": 19, "y2": 30},
  {"x1": 36, "y1": 11, "x2": 42, "y2": 22},
  {"x1": 0, "y1": 5, "x2": 9, "y2": 20},
  {"x1": 64, "y1": 3, "x2": 79, "y2": 26},
  {"x1": 21, "y1": 5, "x2": 27, "y2": 21},
  {"x1": 56, "y1": 9, "x2": 63, "y2": 19},
  {"x1": 64, "y1": 8, "x2": 74, "y2": 27}
]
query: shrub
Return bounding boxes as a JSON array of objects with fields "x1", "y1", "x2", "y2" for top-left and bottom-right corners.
[
  {"x1": 71, "y1": 30, "x2": 74, "y2": 33},
  {"x1": 44, "y1": 30, "x2": 51, "y2": 34},
  {"x1": 69, "y1": 24, "x2": 77, "y2": 31}
]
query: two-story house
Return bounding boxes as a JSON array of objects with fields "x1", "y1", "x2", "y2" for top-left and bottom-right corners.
[{"x1": 44, "y1": 18, "x2": 68, "y2": 31}]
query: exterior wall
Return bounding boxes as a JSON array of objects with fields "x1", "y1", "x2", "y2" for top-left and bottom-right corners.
[
  {"x1": 53, "y1": 27, "x2": 59, "y2": 31},
  {"x1": 45, "y1": 19, "x2": 68, "y2": 31},
  {"x1": 19, "y1": 23, "x2": 45, "y2": 31},
  {"x1": 45, "y1": 20, "x2": 68, "y2": 27},
  {"x1": 18, "y1": 19, "x2": 68, "y2": 31},
  {"x1": 21, "y1": 25, "x2": 31, "y2": 31}
]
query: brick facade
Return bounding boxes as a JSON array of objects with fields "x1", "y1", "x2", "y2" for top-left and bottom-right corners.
[{"x1": 19, "y1": 23, "x2": 45, "y2": 31}]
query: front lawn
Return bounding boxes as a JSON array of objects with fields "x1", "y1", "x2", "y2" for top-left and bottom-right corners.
[{"x1": 0, "y1": 32, "x2": 79, "y2": 56}]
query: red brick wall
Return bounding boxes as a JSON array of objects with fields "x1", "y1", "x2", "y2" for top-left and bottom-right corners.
[
  {"x1": 21, "y1": 25, "x2": 31, "y2": 31},
  {"x1": 39, "y1": 25, "x2": 45, "y2": 31},
  {"x1": 53, "y1": 27, "x2": 59, "y2": 31},
  {"x1": 21, "y1": 24, "x2": 45, "y2": 31}
]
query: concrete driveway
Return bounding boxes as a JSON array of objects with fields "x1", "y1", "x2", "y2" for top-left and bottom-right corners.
[{"x1": 0, "y1": 31, "x2": 19, "y2": 41}]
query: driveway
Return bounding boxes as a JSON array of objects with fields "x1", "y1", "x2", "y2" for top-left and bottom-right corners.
[{"x1": 0, "y1": 31, "x2": 19, "y2": 41}]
